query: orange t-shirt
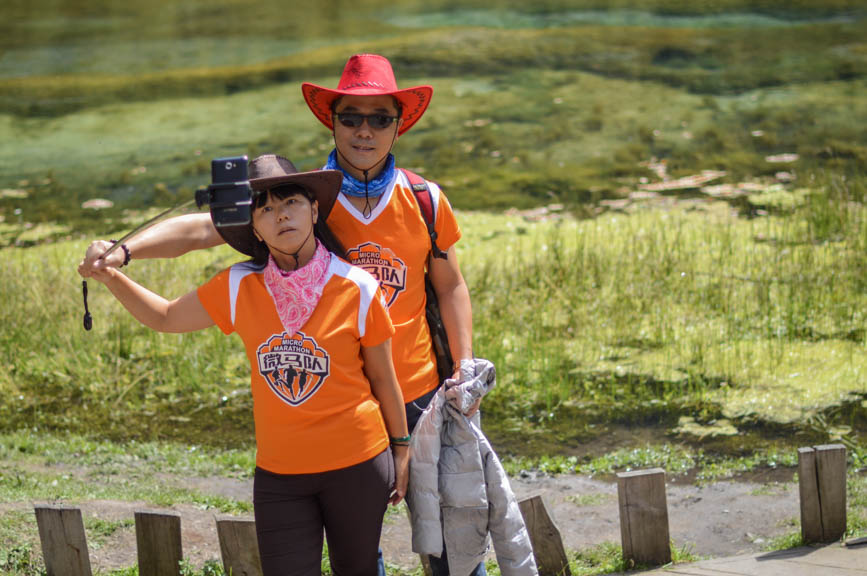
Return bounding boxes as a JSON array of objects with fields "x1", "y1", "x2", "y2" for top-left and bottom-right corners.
[
  {"x1": 326, "y1": 170, "x2": 462, "y2": 403},
  {"x1": 197, "y1": 256, "x2": 394, "y2": 474}
]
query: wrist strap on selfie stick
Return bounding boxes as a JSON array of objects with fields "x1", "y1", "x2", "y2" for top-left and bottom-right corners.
[{"x1": 82, "y1": 197, "x2": 198, "y2": 331}]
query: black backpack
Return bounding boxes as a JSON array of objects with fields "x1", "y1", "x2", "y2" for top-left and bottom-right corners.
[{"x1": 400, "y1": 168, "x2": 454, "y2": 383}]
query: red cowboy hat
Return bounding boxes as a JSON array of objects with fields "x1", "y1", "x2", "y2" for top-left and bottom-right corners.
[{"x1": 301, "y1": 54, "x2": 433, "y2": 136}]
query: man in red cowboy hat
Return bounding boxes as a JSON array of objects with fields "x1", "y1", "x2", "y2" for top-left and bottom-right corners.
[
  {"x1": 301, "y1": 56, "x2": 483, "y2": 574},
  {"x1": 79, "y1": 53, "x2": 482, "y2": 576}
]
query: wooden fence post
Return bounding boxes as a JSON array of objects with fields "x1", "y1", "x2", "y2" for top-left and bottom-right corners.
[
  {"x1": 34, "y1": 506, "x2": 93, "y2": 576},
  {"x1": 798, "y1": 447, "x2": 822, "y2": 543},
  {"x1": 798, "y1": 444, "x2": 847, "y2": 543},
  {"x1": 617, "y1": 468, "x2": 671, "y2": 567},
  {"x1": 517, "y1": 494, "x2": 571, "y2": 576},
  {"x1": 135, "y1": 510, "x2": 183, "y2": 576},
  {"x1": 215, "y1": 516, "x2": 262, "y2": 576},
  {"x1": 418, "y1": 554, "x2": 433, "y2": 576}
]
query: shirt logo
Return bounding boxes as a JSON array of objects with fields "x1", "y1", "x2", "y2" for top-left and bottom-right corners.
[
  {"x1": 347, "y1": 242, "x2": 406, "y2": 307},
  {"x1": 257, "y1": 332, "x2": 330, "y2": 406}
]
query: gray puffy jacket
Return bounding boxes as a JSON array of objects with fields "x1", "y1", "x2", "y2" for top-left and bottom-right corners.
[{"x1": 406, "y1": 359, "x2": 538, "y2": 576}]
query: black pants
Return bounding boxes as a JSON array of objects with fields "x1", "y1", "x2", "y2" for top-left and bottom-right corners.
[
  {"x1": 254, "y1": 449, "x2": 393, "y2": 576},
  {"x1": 405, "y1": 385, "x2": 439, "y2": 433}
]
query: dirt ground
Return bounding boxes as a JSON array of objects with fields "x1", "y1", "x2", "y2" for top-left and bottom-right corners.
[{"x1": 18, "y1": 466, "x2": 801, "y2": 573}]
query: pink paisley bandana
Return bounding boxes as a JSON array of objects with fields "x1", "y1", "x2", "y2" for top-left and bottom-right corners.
[{"x1": 263, "y1": 240, "x2": 331, "y2": 335}]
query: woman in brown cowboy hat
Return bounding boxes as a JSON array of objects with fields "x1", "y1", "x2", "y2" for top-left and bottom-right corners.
[
  {"x1": 79, "y1": 54, "x2": 481, "y2": 576},
  {"x1": 80, "y1": 155, "x2": 409, "y2": 576}
]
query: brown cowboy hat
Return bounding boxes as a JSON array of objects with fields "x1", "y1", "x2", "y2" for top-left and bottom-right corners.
[
  {"x1": 301, "y1": 53, "x2": 433, "y2": 136},
  {"x1": 215, "y1": 154, "x2": 342, "y2": 258}
]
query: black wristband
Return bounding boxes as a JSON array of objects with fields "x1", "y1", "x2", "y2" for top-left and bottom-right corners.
[
  {"x1": 120, "y1": 243, "x2": 131, "y2": 267},
  {"x1": 110, "y1": 240, "x2": 132, "y2": 268}
]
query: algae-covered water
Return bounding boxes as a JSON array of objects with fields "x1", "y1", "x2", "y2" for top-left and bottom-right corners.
[{"x1": 2, "y1": 1, "x2": 866, "y2": 224}]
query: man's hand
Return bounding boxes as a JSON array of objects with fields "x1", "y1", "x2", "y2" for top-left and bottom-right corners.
[
  {"x1": 452, "y1": 358, "x2": 482, "y2": 417},
  {"x1": 78, "y1": 240, "x2": 124, "y2": 278}
]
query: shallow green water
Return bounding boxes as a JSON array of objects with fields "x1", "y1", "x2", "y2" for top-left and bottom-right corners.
[
  {"x1": 1, "y1": 1, "x2": 865, "y2": 235},
  {"x1": 388, "y1": 10, "x2": 857, "y2": 30},
  {"x1": 1, "y1": 0, "x2": 398, "y2": 76},
  {"x1": 3, "y1": 1, "x2": 864, "y2": 78},
  {"x1": 0, "y1": 37, "x2": 338, "y2": 78}
]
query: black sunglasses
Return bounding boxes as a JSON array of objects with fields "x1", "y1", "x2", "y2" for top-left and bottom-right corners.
[{"x1": 334, "y1": 112, "x2": 399, "y2": 130}]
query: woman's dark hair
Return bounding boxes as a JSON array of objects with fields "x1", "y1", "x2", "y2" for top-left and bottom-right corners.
[{"x1": 249, "y1": 183, "x2": 346, "y2": 266}]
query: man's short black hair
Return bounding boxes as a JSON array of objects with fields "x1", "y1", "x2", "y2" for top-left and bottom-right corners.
[{"x1": 330, "y1": 95, "x2": 402, "y2": 119}]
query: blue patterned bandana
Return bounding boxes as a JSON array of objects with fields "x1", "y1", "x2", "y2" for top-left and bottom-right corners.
[{"x1": 325, "y1": 149, "x2": 396, "y2": 199}]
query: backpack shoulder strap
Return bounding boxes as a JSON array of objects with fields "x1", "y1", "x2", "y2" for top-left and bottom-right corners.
[{"x1": 400, "y1": 168, "x2": 448, "y2": 260}]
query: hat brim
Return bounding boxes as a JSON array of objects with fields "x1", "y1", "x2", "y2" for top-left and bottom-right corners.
[
  {"x1": 301, "y1": 83, "x2": 432, "y2": 136},
  {"x1": 215, "y1": 170, "x2": 343, "y2": 258}
]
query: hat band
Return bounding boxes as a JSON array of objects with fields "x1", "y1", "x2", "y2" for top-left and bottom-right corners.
[{"x1": 342, "y1": 81, "x2": 388, "y2": 90}]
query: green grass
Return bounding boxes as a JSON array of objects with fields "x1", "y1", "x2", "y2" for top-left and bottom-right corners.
[
  {"x1": 0, "y1": 546, "x2": 43, "y2": 576},
  {"x1": 567, "y1": 493, "x2": 613, "y2": 507},
  {"x1": 0, "y1": 431, "x2": 256, "y2": 478},
  {"x1": 0, "y1": 466, "x2": 251, "y2": 513},
  {"x1": 0, "y1": 434, "x2": 255, "y2": 513},
  {"x1": 1, "y1": 195, "x2": 865, "y2": 449},
  {"x1": 0, "y1": 511, "x2": 41, "y2": 576},
  {"x1": 847, "y1": 473, "x2": 867, "y2": 539},
  {"x1": 85, "y1": 517, "x2": 135, "y2": 549},
  {"x1": 558, "y1": 540, "x2": 700, "y2": 575},
  {"x1": 500, "y1": 443, "x2": 807, "y2": 484},
  {"x1": 465, "y1": 196, "x2": 865, "y2": 436}
]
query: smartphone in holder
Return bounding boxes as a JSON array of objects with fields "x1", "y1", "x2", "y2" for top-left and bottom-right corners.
[
  {"x1": 203, "y1": 155, "x2": 253, "y2": 227},
  {"x1": 212, "y1": 156, "x2": 247, "y2": 184}
]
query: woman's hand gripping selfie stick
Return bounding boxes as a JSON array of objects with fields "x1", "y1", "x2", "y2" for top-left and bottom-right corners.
[{"x1": 81, "y1": 197, "x2": 197, "y2": 331}]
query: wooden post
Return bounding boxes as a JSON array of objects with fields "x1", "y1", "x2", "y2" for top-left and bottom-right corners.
[
  {"x1": 135, "y1": 510, "x2": 183, "y2": 576},
  {"x1": 798, "y1": 447, "x2": 822, "y2": 543},
  {"x1": 34, "y1": 506, "x2": 93, "y2": 576},
  {"x1": 816, "y1": 445, "x2": 847, "y2": 541},
  {"x1": 517, "y1": 494, "x2": 571, "y2": 576},
  {"x1": 799, "y1": 444, "x2": 847, "y2": 543},
  {"x1": 617, "y1": 468, "x2": 671, "y2": 567},
  {"x1": 419, "y1": 553, "x2": 433, "y2": 576},
  {"x1": 216, "y1": 516, "x2": 262, "y2": 576}
]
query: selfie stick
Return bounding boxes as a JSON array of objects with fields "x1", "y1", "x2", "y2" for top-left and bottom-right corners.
[
  {"x1": 97, "y1": 198, "x2": 197, "y2": 261},
  {"x1": 82, "y1": 197, "x2": 198, "y2": 331},
  {"x1": 82, "y1": 156, "x2": 250, "y2": 332}
]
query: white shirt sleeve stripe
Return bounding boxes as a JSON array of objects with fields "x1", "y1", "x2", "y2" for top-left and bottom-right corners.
[
  {"x1": 329, "y1": 258, "x2": 379, "y2": 339},
  {"x1": 228, "y1": 262, "x2": 264, "y2": 327}
]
